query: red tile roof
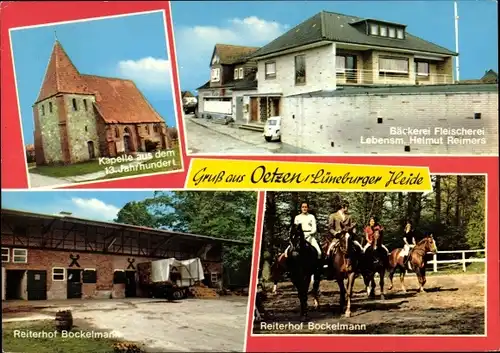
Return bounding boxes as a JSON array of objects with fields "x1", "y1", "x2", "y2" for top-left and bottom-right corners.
[
  {"x1": 36, "y1": 41, "x2": 164, "y2": 124},
  {"x1": 83, "y1": 75, "x2": 163, "y2": 124},
  {"x1": 36, "y1": 41, "x2": 91, "y2": 102}
]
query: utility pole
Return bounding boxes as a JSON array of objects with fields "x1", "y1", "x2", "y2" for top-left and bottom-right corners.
[{"x1": 454, "y1": 1, "x2": 460, "y2": 82}]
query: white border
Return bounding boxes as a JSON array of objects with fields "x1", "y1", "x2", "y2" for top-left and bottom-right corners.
[
  {"x1": 248, "y1": 173, "x2": 488, "y2": 339},
  {"x1": 243, "y1": 191, "x2": 263, "y2": 353},
  {"x1": 8, "y1": 9, "x2": 186, "y2": 190},
  {"x1": 52, "y1": 267, "x2": 66, "y2": 282}
]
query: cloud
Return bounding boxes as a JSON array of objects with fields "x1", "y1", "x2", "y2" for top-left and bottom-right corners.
[
  {"x1": 67, "y1": 197, "x2": 121, "y2": 221},
  {"x1": 116, "y1": 57, "x2": 171, "y2": 90},
  {"x1": 175, "y1": 16, "x2": 289, "y2": 73}
]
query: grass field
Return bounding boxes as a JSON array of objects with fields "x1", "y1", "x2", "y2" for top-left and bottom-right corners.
[
  {"x1": 28, "y1": 146, "x2": 182, "y2": 180},
  {"x1": 2, "y1": 320, "x2": 122, "y2": 353},
  {"x1": 427, "y1": 261, "x2": 485, "y2": 275}
]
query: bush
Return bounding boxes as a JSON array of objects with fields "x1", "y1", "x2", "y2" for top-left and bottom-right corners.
[
  {"x1": 26, "y1": 151, "x2": 35, "y2": 163},
  {"x1": 167, "y1": 127, "x2": 178, "y2": 141},
  {"x1": 144, "y1": 140, "x2": 159, "y2": 152}
]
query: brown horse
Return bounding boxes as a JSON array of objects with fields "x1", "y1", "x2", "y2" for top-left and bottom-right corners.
[
  {"x1": 388, "y1": 234, "x2": 438, "y2": 293},
  {"x1": 328, "y1": 227, "x2": 363, "y2": 317},
  {"x1": 361, "y1": 229, "x2": 388, "y2": 300}
]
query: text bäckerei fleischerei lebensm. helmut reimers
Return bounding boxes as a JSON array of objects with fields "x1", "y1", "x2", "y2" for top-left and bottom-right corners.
[{"x1": 360, "y1": 127, "x2": 487, "y2": 145}]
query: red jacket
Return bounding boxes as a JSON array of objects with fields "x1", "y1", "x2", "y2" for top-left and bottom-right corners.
[{"x1": 365, "y1": 225, "x2": 383, "y2": 243}]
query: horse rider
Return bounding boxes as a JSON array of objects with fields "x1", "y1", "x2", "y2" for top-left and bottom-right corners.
[
  {"x1": 326, "y1": 201, "x2": 362, "y2": 256},
  {"x1": 399, "y1": 219, "x2": 417, "y2": 258},
  {"x1": 284, "y1": 202, "x2": 322, "y2": 259},
  {"x1": 362, "y1": 216, "x2": 389, "y2": 254}
]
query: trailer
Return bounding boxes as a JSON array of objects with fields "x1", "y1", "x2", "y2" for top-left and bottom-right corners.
[{"x1": 138, "y1": 257, "x2": 205, "y2": 300}]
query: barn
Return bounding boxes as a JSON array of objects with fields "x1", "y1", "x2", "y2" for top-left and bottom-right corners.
[{"x1": 1, "y1": 208, "x2": 249, "y2": 301}]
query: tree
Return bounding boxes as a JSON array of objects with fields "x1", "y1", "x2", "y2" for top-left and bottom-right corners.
[
  {"x1": 115, "y1": 201, "x2": 158, "y2": 227},
  {"x1": 147, "y1": 191, "x2": 256, "y2": 272},
  {"x1": 465, "y1": 191, "x2": 485, "y2": 249},
  {"x1": 261, "y1": 176, "x2": 486, "y2": 270}
]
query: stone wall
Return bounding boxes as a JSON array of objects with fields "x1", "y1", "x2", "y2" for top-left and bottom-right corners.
[
  {"x1": 281, "y1": 89, "x2": 498, "y2": 155},
  {"x1": 64, "y1": 94, "x2": 101, "y2": 163},
  {"x1": 35, "y1": 96, "x2": 63, "y2": 164}
]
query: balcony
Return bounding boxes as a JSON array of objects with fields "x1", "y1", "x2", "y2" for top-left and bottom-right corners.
[{"x1": 336, "y1": 68, "x2": 454, "y2": 86}]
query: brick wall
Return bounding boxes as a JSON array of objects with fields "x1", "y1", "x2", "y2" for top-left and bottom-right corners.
[
  {"x1": 282, "y1": 90, "x2": 498, "y2": 154},
  {"x1": 257, "y1": 43, "x2": 337, "y2": 96},
  {"x1": 3, "y1": 249, "x2": 163, "y2": 300},
  {"x1": 2, "y1": 247, "x2": 225, "y2": 300}
]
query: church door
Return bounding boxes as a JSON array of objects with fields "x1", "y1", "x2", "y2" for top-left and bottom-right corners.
[
  {"x1": 123, "y1": 135, "x2": 132, "y2": 154},
  {"x1": 87, "y1": 141, "x2": 96, "y2": 159}
]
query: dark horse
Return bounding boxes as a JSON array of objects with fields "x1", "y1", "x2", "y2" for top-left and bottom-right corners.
[
  {"x1": 287, "y1": 223, "x2": 322, "y2": 321},
  {"x1": 328, "y1": 226, "x2": 362, "y2": 317},
  {"x1": 270, "y1": 252, "x2": 287, "y2": 294},
  {"x1": 388, "y1": 234, "x2": 438, "y2": 293},
  {"x1": 361, "y1": 229, "x2": 389, "y2": 300}
]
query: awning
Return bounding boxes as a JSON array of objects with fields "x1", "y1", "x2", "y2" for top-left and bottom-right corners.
[{"x1": 243, "y1": 93, "x2": 283, "y2": 97}]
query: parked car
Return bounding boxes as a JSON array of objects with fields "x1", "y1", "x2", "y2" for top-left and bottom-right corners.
[
  {"x1": 183, "y1": 96, "x2": 198, "y2": 114},
  {"x1": 263, "y1": 116, "x2": 282, "y2": 142}
]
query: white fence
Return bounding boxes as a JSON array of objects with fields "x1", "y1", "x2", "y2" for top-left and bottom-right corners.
[{"x1": 427, "y1": 249, "x2": 485, "y2": 273}]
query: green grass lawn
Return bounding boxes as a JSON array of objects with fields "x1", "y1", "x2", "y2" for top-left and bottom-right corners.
[
  {"x1": 2, "y1": 320, "x2": 122, "y2": 353},
  {"x1": 427, "y1": 261, "x2": 485, "y2": 275},
  {"x1": 28, "y1": 146, "x2": 182, "y2": 180}
]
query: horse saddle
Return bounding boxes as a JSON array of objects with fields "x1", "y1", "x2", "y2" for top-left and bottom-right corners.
[
  {"x1": 326, "y1": 238, "x2": 340, "y2": 256},
  {"x1": 403, "y1": 248, "x2": 414, "y2": 270}
]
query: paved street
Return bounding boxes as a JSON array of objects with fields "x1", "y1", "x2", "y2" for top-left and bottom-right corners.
[
  {"x1": 28, "y1": 171, "x2": 75, "y2": 188},
  {"x1": 184, "y1": 116, "x2": 307, "y2": 154},
  {"x1": 3, "y1": 297, "x2": 248, "y2": 352}
]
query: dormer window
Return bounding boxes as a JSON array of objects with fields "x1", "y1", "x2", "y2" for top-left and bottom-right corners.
[
  {"x1": 367, "y1": 21, "x2": 404, "y2": 39},
  {"x1": 234, "y1": 68, "x2": 238, "y2": 80},
  {"x1": 211, "y1": 54, "x2": 220, "y2": 65},
  {"x1": 211, "y1": 68, "x2": 220, "y2": 82},
  {"x1": 238, "y1": 68, "x2": 244, "y2": 79}
]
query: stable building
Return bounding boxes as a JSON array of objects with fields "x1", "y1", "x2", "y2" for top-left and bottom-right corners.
[
  {"x1": 33, "y1": 40, "x2": 172, "y2": 166},
  {"x1": 1, "y1": 209, "x2": 248, "y2": 301}
]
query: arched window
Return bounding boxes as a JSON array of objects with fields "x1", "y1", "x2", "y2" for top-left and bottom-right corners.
[
  {"x1": 72, "y1": 98, "x2": 78, "y2": 111},
  {"x1": 115, "y1": 127, "x2": 120, "y2": 138}
]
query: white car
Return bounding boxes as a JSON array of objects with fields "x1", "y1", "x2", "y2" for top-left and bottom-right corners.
[{"x1": 263, "y1": 116, "x2": 281, "y2": 142}]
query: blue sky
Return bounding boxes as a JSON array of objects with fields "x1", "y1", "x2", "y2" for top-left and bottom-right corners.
[
  {"x1": 11, "y1": 11, "x2": 176, "y2": 145},
  {"x1": 1, "y1": 190, "x2": 156, "y2": 222},
  {"x1": 172, "y1": 1, "x2": 498, "y2": 92}
]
